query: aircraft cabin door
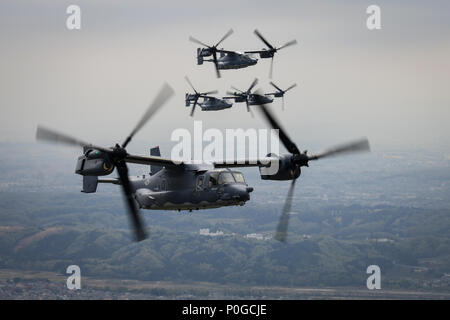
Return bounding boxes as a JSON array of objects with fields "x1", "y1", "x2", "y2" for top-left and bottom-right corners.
[{"x1": 160, "y1": 179, "x2": 167, "y2": 191}]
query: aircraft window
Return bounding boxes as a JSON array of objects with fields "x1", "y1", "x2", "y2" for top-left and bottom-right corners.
[
  {"x1": 232, "y1": 172, "x2": 245, "y2": 183},
  {"x1": 197, "y1": 176, "x2": 204, "y2": 191},
  {"x1": 209, "y1": 172, "x2": 219, "y2": 187},
  {"x1": 218, "y1": 172, "x2": 235, "y2": 185}
]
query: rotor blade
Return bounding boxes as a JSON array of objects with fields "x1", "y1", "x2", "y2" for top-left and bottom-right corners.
[
  {"x1": 184, "y1": 76, "x2": 197, "y2": 94},
  {"x1": 122, "y1": 83, "x2": 174, "y2": 148},
  {"x1": 215, "y1": 28, "x2": 234, "y2": 47},
  {"x1": 270, "y1": 81, "x2": 283, "y2": 93},
  {"x1": 246, "y1": 100, "x2": 255, "y2": 118},
  {"x1": 285, "y1": 83, "x2": 297, "y2": 92},
  {"x1": 274, "y1": 179, "x2": 297, "y2": 242},
  {"x1": 188, "y1": 36, "x2": 210, "y2": 48},
  {"x1": 277, "y1": 39, "x2": 297, "y2": 50},
  {"x1": 248, "y1": 78, "x2": 258, "y2": 93},
  {"x1": 269, "y1": 57, "x2": 274, "y2": 79},
  {"x1": 282, "y1": 96, "x2": 285, "y2": 111},
  {"x1": 231, "y1": 86, "x2": 244, "y2": 93},
  {"x1": 256, "y1": 99, "x2": 300, "y2": 155},
  {"x1": 190, "y1": 96, "x2": 199, "y2": 117},
  {"x1": 201, "y1": 90, "x2": 219, "y2": 96},
  {"x1": 115, "y1": 162, "x2": 147, "y2": 242},
  {"x1": 213, "y1": 52, "x2": 221, "y2": 78},
  {"x1": 254, "y1": 29, "x2": 274, "y2": 50},
  {"x1": 309, "y1": 138, "x2": 370, "y2": 160},
  {"x1": 36, "y1": 126, "x2": 110, "y2": 153}
]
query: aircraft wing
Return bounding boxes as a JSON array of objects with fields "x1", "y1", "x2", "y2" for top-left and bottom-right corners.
[
  {"x1": 125, "y1": 154, "x2": 185, "y2": 168},
  {"x1": 126, "y1": 154, "x2": 280, "y2": 170},
  {"x1": 217, "y1": 49, "x2": 238, "y2": 55},
  {"x1": 98, "y1": 178, "x2": 121, "y2": 185},
  {"x1": 213, "y1": 156, "x2": 278, "y2": 168},
  {"x1": 244, "y1": 50, "x2": 265, "y2": 54}
]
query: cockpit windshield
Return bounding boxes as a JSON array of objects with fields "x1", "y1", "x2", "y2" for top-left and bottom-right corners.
[
  {"x1": 218, "y1": 172, "x2": 235, "y2": 185},
  {"x1": 208, "y1": 171, "x2": 245, "y2": 187}
]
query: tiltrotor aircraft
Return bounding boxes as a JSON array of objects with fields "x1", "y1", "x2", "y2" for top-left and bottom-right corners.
[
  {"x1": 189, "y1": 29, "x2": 257, "y2": 78},
  {"x1": 223, "y1": 78, "x2": 288, "y2": 115},
  {"x1": 36, "y1": 84, "x2": 370, "y2": 243},
  {"x1": 264, "y1": 81, "x2": 297, "y2": 110},
  {"x1": 225, "y1": 79, "x2": 297, "y2": 114},
  {"x1": 189, "y1": 29, "x2": 297, "y2": 78},
  {"x1": 184, "y1": 76, "x2": 232, "y2": 116},
  {"x1": 224, "y1": 78, "x2": 272, "y2": 115}
]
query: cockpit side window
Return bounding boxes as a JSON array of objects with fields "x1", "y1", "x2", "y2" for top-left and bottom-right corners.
[
  {"x1": 196, "y1": 175, "x2": 204, "y2": 191},
  {"x1": 209, "y1": 172, "x2": 219, "y2": 188}
]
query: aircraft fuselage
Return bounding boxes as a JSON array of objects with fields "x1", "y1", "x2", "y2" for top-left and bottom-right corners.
[{"x1": 130, "y1": 167, "x2": 253, "y2": 211}]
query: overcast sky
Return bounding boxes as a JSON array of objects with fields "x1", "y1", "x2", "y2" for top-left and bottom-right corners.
[{"x1": 1, "y1": 0, "x2": 449, "y2": 154}]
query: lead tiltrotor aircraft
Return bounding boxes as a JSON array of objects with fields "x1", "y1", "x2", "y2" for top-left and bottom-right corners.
[
  {"x1": 36, "y1": 84, "x2": 370, "y2": 242},
  {"x1": 189, "y1": 29, "x2": 258, "y2": 78},
  {"x1": 190, "y1": 29, "x2": 297, "y2": 78}
]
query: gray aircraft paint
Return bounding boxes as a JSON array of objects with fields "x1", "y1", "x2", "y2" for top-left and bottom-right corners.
[{"x1": 101, "y1": 164, "x2": 253, "y2": 211}]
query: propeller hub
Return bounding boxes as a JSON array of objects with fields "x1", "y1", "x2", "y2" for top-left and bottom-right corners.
[
  {"x1": 111, "y1": 144, "x2": 128, "y2": 162},
  {"x1": 293, "y1": 153, "x2": 309, "y2": 167}
]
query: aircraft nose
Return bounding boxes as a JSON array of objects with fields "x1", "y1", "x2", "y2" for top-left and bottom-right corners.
[{"x1": 230, "y1": 184, "x2": 250, "y2": 201}]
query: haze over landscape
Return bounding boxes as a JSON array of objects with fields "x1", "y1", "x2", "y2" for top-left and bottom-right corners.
[{"x1": 0, "y1": 0, "x2": 449, "y2": 299}]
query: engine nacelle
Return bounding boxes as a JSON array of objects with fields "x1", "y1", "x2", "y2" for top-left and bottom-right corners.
[
  {"x1": 198, "y1": 47, "x2": 212, "y2": 57},
  {"x1": 197, "y1": 48, "x2": 211, "y2": 65},
  {"x1": 273, "y1": 92, "x2": 283, "y2": 98},
  {"x1": 259, "y1": 50, "x2": 274, "y2": 59},
  {"x1": 185, "y1": 93, "x2": 194, "y2": 106},
  {"x1": 259, "y1": 154, "x2": 301, "y2": 181},
  {"x1": 234, "y1": 97, "x2": 246, "y2": 103},
  {"x1": 75, "y1": 149, "x2": 114, "y2": 176}
]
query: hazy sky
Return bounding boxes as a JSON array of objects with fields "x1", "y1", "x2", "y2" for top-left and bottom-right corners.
[{"x1": 1, "y1": 0, "x2": 449, "y2": 154}]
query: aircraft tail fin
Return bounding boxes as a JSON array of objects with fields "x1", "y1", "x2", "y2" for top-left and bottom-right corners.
[{"x1": 150, "y1": 146, "x2": 163, "y2": 175}]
